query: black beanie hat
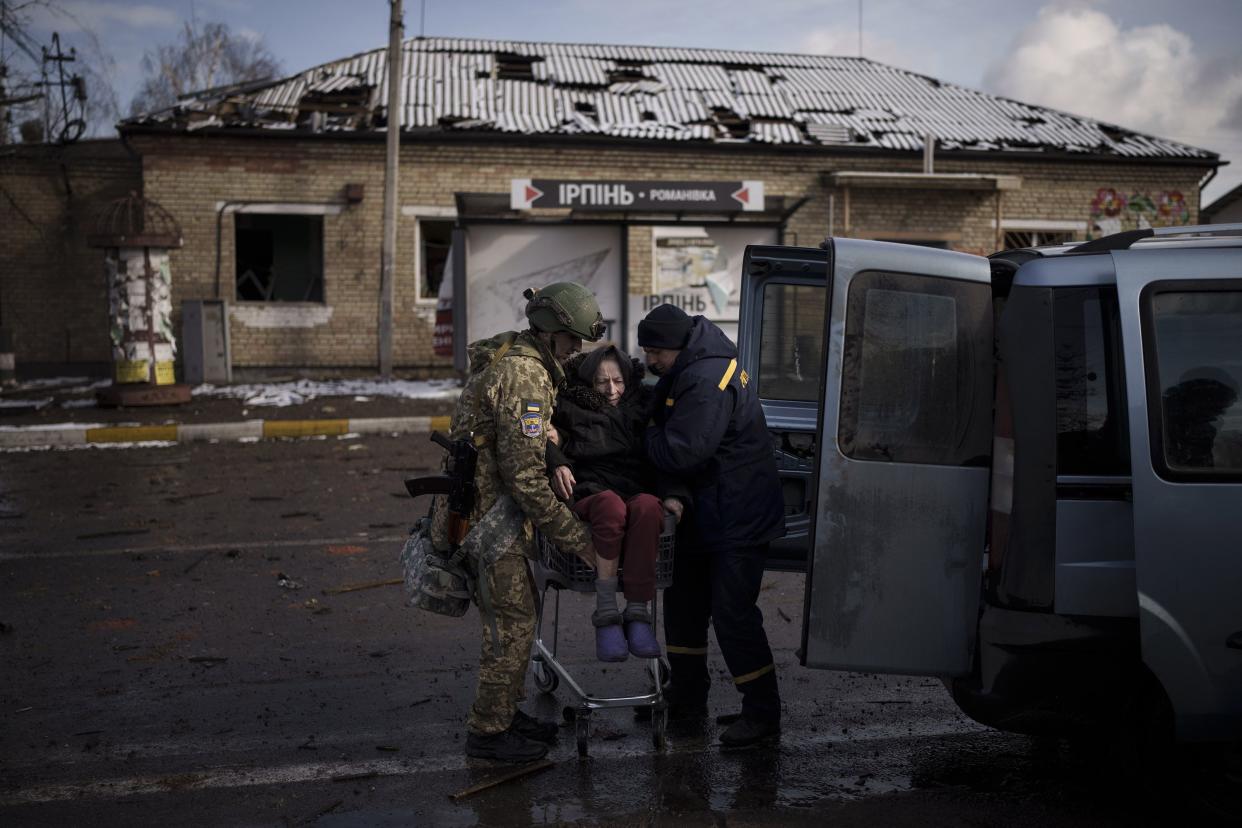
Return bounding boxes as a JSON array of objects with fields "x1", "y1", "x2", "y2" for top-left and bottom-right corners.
[{"x1": 637, "y1": 304, "x2": 692, "y2": 349}]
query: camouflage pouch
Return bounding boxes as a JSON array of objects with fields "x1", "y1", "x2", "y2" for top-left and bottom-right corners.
[
  {"x1": 458, "y1": 495, "x2": 527, "y2": 654},
  {"x1": 399, "y1": 517, "x2": 472, "y2": 617}
]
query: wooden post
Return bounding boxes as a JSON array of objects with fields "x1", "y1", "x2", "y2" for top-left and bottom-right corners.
[{"x1": 379, "y1": 0, "x2": 403, "y2": 378}]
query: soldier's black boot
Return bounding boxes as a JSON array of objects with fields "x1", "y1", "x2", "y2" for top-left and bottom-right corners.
[
  {"x1": 510, "y1": 709, "x2": 557, "y2": 744},
  {"x1": 719, "y1": 715, "x2": 780, "y2": 749},
  {"x1": 465, "y1": 727, "x2": 549, "y2": 762}
]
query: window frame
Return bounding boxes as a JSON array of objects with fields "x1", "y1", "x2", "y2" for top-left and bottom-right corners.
[
  {"x1": 837, "y1": 269, "x2": 993, "y2": 468},
  {"x1": 233, "y1": 211, "x2": 326, "y2": 304},
  {"x1": 994, "y1": 219, "x2": 1087, "y2": 250},
  {"x1": 1051, "y1": 285, "x2": 1131, "y2": 476},
  {"x1": 755, "y1": 279, "x2": 830, "y2": 404},
  {"x1": 1140, "y1": 278, "x2": 1242, "y2": 483},
  {"x1": 403, "y1": 206, "x2": 458, "y2": 306}
]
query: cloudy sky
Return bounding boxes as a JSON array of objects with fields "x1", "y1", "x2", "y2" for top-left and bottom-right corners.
[{"x1": 17, "y1": 0, "x2": 1242, "y2": 203}]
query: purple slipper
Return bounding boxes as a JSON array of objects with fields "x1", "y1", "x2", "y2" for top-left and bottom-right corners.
[
  {"x1": 625, "y1": 620, "x2": 661, "y2": 658},
  {"x1": 595, "y1": 623, "x2": 628, "y2": 662}
]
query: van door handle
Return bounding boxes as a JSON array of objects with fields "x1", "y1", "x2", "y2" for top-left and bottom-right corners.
[{"x1": 1228, "y1": 631, "x2": 1242, "y2": 650}]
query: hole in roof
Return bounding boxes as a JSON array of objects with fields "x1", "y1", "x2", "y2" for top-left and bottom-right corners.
[
  {"x1": 494, "y1": 52, "x2": 542, "y2": 81},
  {"x1": 641, "y1": 111, "x2": 657, "y2": 121},
  {"x1": 1098, "y1": 124, "x2": 1129, "y2": 143},
  {"x1": 607, "y1": 66, "x2": 651, "y2": 84},
  {"x1": 574, "y1": 101, "x2": 597, "y2": 115}
]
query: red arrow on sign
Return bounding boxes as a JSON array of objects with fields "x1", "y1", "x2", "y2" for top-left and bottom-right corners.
[
  {"x1": 525, "y1": 184, "x2": 543, "y2": 205},
  {"x1": 732, "y1": 186, "x2": 750, "y2": 205}
]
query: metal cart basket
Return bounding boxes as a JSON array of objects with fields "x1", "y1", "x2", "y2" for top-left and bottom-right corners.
[{"x1": 531, "y1": 513, "x2": 675, "y2": 757}]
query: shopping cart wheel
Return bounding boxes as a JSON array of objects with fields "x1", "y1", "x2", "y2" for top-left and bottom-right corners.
[
  {"x1": 652, "y1": 700, "x2": 668, "y2": 751},
  {"x1": 575, "y1": 708, "x2": 591, "y2": 758},
  {"x1": 532, "y1": 656, "x2": 559, "y2": 694}
]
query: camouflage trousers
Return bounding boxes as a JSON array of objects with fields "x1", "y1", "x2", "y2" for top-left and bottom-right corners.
[{"x1": 467, "y1": 547, "x2": 536, "y2": 734}]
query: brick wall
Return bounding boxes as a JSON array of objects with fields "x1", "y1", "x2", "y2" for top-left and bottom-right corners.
[
  {"x1": 0, "y1": 140, "x2": 141, "y2": 371},
  {"x1": 103, "y1": 134, "x2": 1220, "y2": 372}
]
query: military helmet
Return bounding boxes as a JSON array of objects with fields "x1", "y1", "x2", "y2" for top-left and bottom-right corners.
[{"x1": 523, "y1": 282, "x2": 606, "y2": 342}]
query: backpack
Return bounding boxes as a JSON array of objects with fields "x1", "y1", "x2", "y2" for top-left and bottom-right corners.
[{"x1": 399, "y1": 516, "x2": 472, "y2": 617}]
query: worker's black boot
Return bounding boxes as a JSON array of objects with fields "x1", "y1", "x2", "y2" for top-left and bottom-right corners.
[
  {"x1": 465, "y1": 727, "x2": 549, "y2": 762},
  {"x1": 510, "y1": 709, "x2": 557, "y2": 744},
  {"x1": 719, "y1": 715, "x2": 780, "y2": 749}
]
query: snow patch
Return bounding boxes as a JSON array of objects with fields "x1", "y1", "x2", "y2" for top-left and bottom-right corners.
[{"x1": 193, "y1": 378, "x2": 460, "y2": 407}]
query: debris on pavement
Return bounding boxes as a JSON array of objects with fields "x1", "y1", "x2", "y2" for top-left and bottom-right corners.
[
  {"x1": 321, "y1": 578, "x2": 401, "y2": 596},
  {"x1": 276, "y1": 573, "x2": 304, "y2": 590},
  {"x1": 182, "y1": 551, "x2": 213, "y2": 574},
  {"x1": 449, "y1": 759, "x2": 555, "y2": 801}
]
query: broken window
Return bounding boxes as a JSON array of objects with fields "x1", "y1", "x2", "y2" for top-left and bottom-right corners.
[
  {"x1": 235, "y1": 214, "x2": 324, "y2": 302},
  {"x1": 1003, "y1": 229, "x2": 1077, "y2": 249},
  {"x1": 418, "y1": 219, "x2": 453, "y2": 301}
]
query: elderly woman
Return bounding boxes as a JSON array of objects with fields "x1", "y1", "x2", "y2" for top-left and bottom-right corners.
[{"x1": 546, "y1": 344, "x2": 686, "y2": 662}]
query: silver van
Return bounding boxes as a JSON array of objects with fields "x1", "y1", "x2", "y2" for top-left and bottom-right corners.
[{"x1": 736, "y1": 225, "x2": 1242, "y2": 745}]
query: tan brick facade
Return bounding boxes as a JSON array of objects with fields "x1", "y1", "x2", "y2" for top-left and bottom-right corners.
[
  {"x1": 0, "y1": 141, "x2": 141, "y2": 368},
  {"x1": 1, "y1": 134, "x2": 1212, "y2": 375}
]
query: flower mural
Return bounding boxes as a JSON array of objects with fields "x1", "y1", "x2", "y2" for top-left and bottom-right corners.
[
  {"x1": 1091, "y1": 188, "x2": 1127, "y2": 218},
  {"x1": 1088, "y1": 188, "x2": 1191, "y2": 238}
]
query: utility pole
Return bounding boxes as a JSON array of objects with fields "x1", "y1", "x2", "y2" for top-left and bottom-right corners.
[{"x1": 379, "y1": 0, "x2": 403, "y2": 378}]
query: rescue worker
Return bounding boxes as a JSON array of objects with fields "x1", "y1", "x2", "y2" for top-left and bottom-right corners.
[
  {"x1": 439, "y1": 281, "x2": 604, "y2": 763},
  {"x1": 639, "y1": 303, "x2": 786, "y2": 748}
]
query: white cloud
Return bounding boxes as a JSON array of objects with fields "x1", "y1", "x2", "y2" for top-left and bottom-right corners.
[{"x1": 983, "y1": 5, "x2": 1242, "y2": 179}]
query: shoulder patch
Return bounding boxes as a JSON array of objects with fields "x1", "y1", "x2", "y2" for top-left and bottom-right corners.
[
  {"x1": 739, "y1": 369, "x2": 750, "y2": 388},
  {"x1": 520, "y1": 410, "x2": 543, "y2": 438},
  {"x1": 521, "y1": 398, "x2": 543, "y2": 414}
]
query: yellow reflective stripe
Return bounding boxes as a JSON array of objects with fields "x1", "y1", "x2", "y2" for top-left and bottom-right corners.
[
  {"x1": 664, "y1": 397, "x2": 675, "y2": 407},
  {"x1": 733, "y1": 663, "x2": 774, "y2": 685},
  {"x1": 666, "y1": 645, "x2": 709, "y2": 656},
  {"x1": 717, "y1": 358, "x2": 738, "y2": 391},
  {"x1": 86, "y1": 425, "x2": 178, "y2": 443}
]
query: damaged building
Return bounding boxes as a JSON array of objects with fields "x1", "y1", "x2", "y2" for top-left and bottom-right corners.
[{"x1": 0, "y1": 36, "x2": 1222, "y2": 375}]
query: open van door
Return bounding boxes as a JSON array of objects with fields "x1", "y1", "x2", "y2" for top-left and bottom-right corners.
[
  {"x1": 1114, "y1": 248, "x2": 1242, "y2": 740},
  {"x1": 801, "y1": 238, "x2": 993, "y2": 676},
  {"x1": 737, "y1": 245, "x2": 831, "y2": 572}
]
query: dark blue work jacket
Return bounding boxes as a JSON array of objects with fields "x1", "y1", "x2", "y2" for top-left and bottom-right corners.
[{"x1": 644, "y1": 317, "x2": 785, "y2": 550}]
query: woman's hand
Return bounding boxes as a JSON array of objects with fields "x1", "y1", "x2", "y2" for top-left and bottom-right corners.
[
  {"x1": 545, "y1": 422, "x2": 560, "y2": 445},
  {"x1": 661, "y1": 497, "x2": 684, "y2": 524},
  {"x1": 552, "y1": 465, "x2": 576, "y2": 501}
]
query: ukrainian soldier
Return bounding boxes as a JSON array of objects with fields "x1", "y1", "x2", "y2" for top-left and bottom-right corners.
[
  {"x1": 639, "y1": 303, "x2": 786, "y2": 748},
  {"x1": 438, "y1": 281, "x2": 605, "y2": 763}
]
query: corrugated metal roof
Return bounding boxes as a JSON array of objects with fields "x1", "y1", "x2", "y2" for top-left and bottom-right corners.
[{"x1": 124, "y1": 36, "x2": 1216, "y2": 161}]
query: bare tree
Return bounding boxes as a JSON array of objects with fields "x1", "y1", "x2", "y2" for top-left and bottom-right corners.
[
  {"x1": 129, "y1": 20, "x2": 282, "y2": 115},
  {"x1": 0, "y1": 0, "x2": 119, "y2": 142}
]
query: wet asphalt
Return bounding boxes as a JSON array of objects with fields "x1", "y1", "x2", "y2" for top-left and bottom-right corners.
[{"x1": 1, "y1": 433, "x2": 1237, "y2": 826}]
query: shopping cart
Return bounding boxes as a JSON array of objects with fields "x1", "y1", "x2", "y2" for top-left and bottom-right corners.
[{"x1": 530, "y1": 513, "x2": 676, "y2": 757}]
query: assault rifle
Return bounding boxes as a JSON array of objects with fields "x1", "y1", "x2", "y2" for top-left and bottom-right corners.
[{"x1": 403, "y1": 431, "x2": 478, "y2": 547}]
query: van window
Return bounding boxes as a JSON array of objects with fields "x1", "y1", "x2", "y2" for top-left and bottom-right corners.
[
  {"x1": 758, "y1": 283, "x2": 827, "y2": 402},
  {"x1": 1148, "y1": 289, "x2": 1242, "y2": 478},
  {"x1": 1054, "y1": 288, "x2": 1130, "y2": 475},
  {"x1": 838, "y1": 271, "x2": 991, "y2": 466}
]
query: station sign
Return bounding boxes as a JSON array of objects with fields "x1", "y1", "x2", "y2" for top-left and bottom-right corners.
[{"x1": 511, "y1": 179, "x2": 765, "y2": 212}]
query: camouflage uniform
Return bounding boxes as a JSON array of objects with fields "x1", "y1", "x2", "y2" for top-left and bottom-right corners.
[{"x1": 437, "y1": 329, "x2": 592, "y2": 735}]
